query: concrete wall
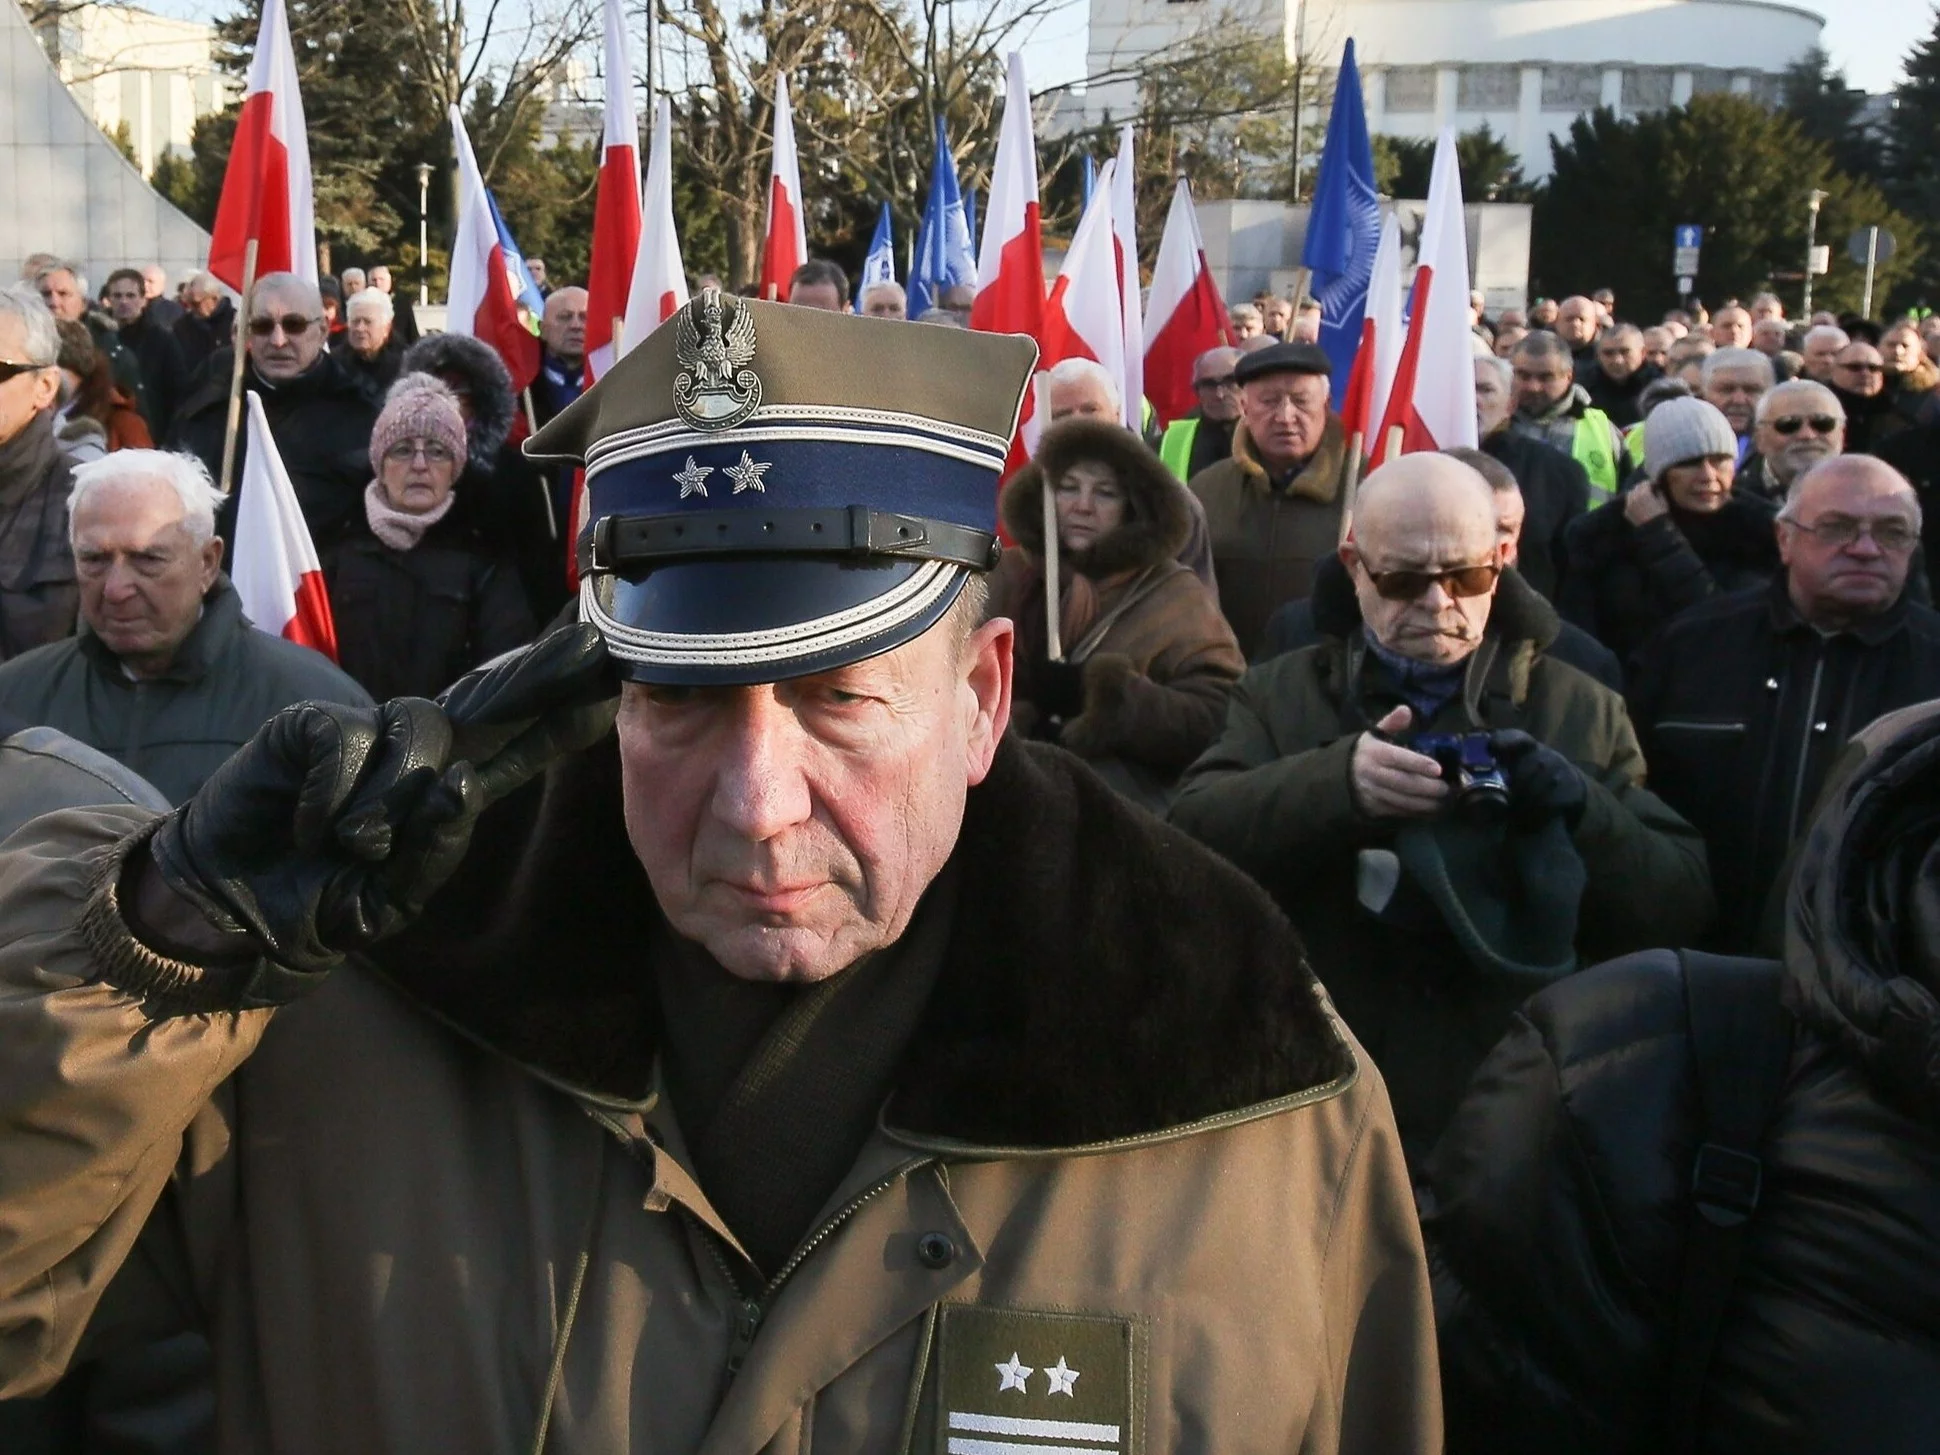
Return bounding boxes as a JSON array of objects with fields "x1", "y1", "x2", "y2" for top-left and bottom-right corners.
[{"x1": 2, "y1": 0, "x2": 209, "y2": 289}]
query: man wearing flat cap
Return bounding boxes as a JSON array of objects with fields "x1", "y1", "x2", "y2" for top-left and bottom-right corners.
[
  {"x1": 0, "y1": 291, "x2": 1437, "y2": 1451},
  {"x1": 1187, "y1": 341, "x2": 1357, "y2": 657}
]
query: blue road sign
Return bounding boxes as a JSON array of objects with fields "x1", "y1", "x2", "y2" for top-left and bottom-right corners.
[{"x1": 1675, "y1": 225, "x2": 1704, "y2": 250}]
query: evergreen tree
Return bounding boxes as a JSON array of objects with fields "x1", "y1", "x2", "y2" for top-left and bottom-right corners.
[
  {"x1": 1889, "y1": 13, "x2": 1940, "y2": 304},
  {"x1": 1377, "y1": 125, "x2": 1527, "y2": 202},
  {"x1": 1782, "y1": 47, "x2": 1873, "y2": 181},
  {"x1": 1533, "y1": 95, "x2": 1920, "y2": 318},
  {"x1": 149, "y1": 151, "x2": 197, "y2": 219}
]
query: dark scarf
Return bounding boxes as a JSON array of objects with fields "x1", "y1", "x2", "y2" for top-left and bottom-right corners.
[
  {"x1": 1365, "y1": 633, "x2": 1469, "y2": 724},
  {"x1": 655, "y1": 867, "x2": 959, "y2": 1279}
]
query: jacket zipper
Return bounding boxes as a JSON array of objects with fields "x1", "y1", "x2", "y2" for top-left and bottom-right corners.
[{"x1": 1785, "y1": 650, "x2": 1828, "y2": 842}]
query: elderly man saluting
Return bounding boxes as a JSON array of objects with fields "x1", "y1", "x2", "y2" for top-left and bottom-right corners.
[
  {"x1": 0, "y1": 294, "x2": 1437, "y2": 1453},
  {"x1": 1171, "y1": 453, "x2": 1713, "y2": 1160}
]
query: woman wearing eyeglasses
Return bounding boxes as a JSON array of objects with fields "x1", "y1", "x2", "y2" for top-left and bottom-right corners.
[
  {"x1": 989, "y1": 418, "x2": 1243, "y2": 811},
  {"x1": 320, "y1": 373, "x2": 533, "y2": 702},
  {"x1": 1560, "y1": 396, "x2": 1780, "y2": 670}
]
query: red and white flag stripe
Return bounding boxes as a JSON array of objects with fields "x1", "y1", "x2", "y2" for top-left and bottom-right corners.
[
  {"x1": 622, "y1": 94, "x2": 690, "y2": 350},
  {"x1": 1040, "y1": 159, "x2": 1125, "y2": 396},
  {"x1": 583, "y1": 0, "x2": 642, "y2": 383},
  {"x1": 1374, "y1": 129, "x2": 1478, "y2": 458},
  {"x1": 446, "y1": 105, "x2": 539, "y2": 393},
  {"x1": 758, "y1": 75, "x2": 807, "y2": 300},
  {"x1": 233, "y1": 392, "x2": 336, "y2": 660},
  {"x1": 1108, "y1": 125, "x2": 1143, "y2": 432},
  {"x1": 1340, "y1": 211, "x2": 1403, "y2": 451},
  {"x1": 1141, "y1": 179, "x2": 1232, "y2": 428},
  {"x1": 207, "y1": 0, "x2": 315, "y2": 290},
  {"x1": 971, "y1": 52, "x2": 1047, "y2": 475}
]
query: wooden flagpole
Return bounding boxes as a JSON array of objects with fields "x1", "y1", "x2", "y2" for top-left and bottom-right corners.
[
  {"x1": 217, "y1": 238, "x2": 260, "y2": 497},
  {"x1": 1338, "y1": 430, "x2": 1365, "y2": 546},
  {"x1": 1385, "y1": 422, "x2": 1405, "y2": 462},
  {"x1": 1035, "y1": 374, "x2": 1063, "y2": 662},
  {"x1": 521, "y1": 387, "x2": 557, "y2": 541}
]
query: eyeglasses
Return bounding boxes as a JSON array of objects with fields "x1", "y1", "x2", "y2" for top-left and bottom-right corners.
[
  {"x1": 1770, "y1": 414, "x2": 1841, "y2": 436},
  {"x1": 1363, "y1": 562, "x2": 1500, "y2": 601},
  {"x1": 0, "y1": 359, "x2": 53, "y2": 384},
  {"x1": 248, "y1": 313, "x2": 318, "y2": 338},
  {"x1": 1783, "y1": 515, "x2": 1918, "y2": 551},
  {"x1": 383, "y1": 439, "x2": 457, "y2": 465},
  {"x1": 1195, "y1": 374, "x2": 1239, "y2": 390}
]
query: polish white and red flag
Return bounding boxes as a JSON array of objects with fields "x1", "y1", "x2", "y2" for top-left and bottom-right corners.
[
  {"x1": 207, "y1": 0, "x2": 315, "y2": 290},
  {"x1": 621, "y1": 94, "x2": 690, "y2": 351},
  {"x1": 583, "y1": 0, "x2": 642, "y2": 383},
  {"x1": 233, "y1": 392, "x2": 336, "y2": 660},
  {"x1": 1373, "y1": 129, "x2": 1478, "y2": 457},
  {"x1": 446, "y1": 105, "x2": 540, "y2": 393},
  {"x1": 1340, "y1": 210, "x2": 1404, "y2": 455},
  {"x1": 1141, "y1": 179, "x2": 1232, "y2": 427},
  {"x1": 1107, "y1": 125, "x2": 1143, "y2": 432},
  {"x1": 1039, "y1": 159, "x2": 1126, "y2": 396},
  {"x1": 971, "y1": 52, "x2": 1047, "y2": 472},
  {"x1": 757, "y1": 75, "x2": 807, "y2": 301}
]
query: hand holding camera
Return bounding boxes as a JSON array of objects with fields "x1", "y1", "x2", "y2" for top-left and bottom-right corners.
[{"x1": 1351, "y1": 705, "x2": 1451, "y2": 820}]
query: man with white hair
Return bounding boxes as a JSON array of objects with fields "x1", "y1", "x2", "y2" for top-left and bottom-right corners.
[
  {"x1": 1799, "y1": 323, "x2": 1847, "y2": 383},
  {"x1": 35, "y1": 259, "x2": 150, "y2": 425},
  {"x1": 1739, "y1": 378, "x2": 1846, "y2": 501},
  {"x1": 1701, "y1": 346, "x2": 1775, "y2": 462},
  {"x1": 0, "y1": 449, "x2": 367, "y2": 804},
  {"x1": 166, "y1": 272, "x2": 380, "y2": 550},
  {"x1": 859, "y1": 279, "x2": 907, "y2": 320},
  {"x1": 0, "y1": 286, "x2": 78, "y2": 658},
  {"x1": 331, "y1": 287, "x2": 402, "y2": 402}
]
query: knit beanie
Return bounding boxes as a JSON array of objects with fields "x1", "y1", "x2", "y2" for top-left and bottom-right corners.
[
  {"x1": 370, "y1": 372, "x2": 468, "y2": 477},
  {"x1": 1644, "y1": 396, "x2": 1738, "y2": 484}
]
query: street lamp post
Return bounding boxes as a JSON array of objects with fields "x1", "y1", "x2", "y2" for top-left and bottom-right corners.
[
  {"x1": 1803, "y1": 189, "x2": 1827, "y2": 318},
  {"x1": 416, "y1": 162, "x2": 433, "y2": 308}
]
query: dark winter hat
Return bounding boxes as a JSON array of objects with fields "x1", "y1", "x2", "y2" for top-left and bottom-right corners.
[
  {"x1": 526, "y1": 287, "x2": 1037, "y2": 685},
  {"x1": 1234, "y1": 341, "x2": 1332, "y2": 386},
  {"x1": 370, "y1": 373, "x2": 468, "y2": 477}
]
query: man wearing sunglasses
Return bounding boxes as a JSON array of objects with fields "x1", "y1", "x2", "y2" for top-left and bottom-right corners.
[
  {"x1": 0, "y1": 287, "x2": 80, "y2": 659},
  {"x1": 1173, "y1": 453, "x2": 1713, "y2": 1161},
  {"x1": 1740, "y1": 380, "x2": 1846, "y2": 502},
  {"x1": 165, "y1": 273, "x2": 379, "y2": 555},
  {"x1": 1631, "y1": 455, "x2": 1940, "y2": 953}
]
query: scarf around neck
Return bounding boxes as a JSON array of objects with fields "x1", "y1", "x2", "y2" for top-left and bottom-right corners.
[{"x1": 363, "y1": 478, "x2": 454, "y2": 551}]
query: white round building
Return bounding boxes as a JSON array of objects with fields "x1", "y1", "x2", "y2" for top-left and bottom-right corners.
[{"x1": 1083, "y1": 0, "x2": 1827, "y2": 177}]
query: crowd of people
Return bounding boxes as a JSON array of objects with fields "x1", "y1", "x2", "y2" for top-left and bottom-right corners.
[{"x1": 0, "y1": 240, "x2": 1936, "y2": 1453}]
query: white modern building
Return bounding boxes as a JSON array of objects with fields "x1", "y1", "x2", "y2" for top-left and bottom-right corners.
[
  {"x1": 1082, "y1": 0, "x2": 1827, "y2": 177},
  {"x1": 30, "y1": 2, "x2": 231, "y2": 176}
]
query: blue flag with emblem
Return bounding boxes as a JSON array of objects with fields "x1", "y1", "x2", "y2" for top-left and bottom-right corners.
[
  {"x1": 909, "y1": 117, "x2": 978, "y2": 319},
  {"x1": 1301, "y1": 38, "x2": 1382, "y2": 407},
  {"x1": 857, "y1": 202, "x2": 896, "y2": 310},
  {"x1": 486, "y1": 189, "x2": 545, "y2": 317}
]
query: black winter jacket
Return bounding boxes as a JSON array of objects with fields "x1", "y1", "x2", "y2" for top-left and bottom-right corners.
[
  {"x1": 1629, "y1": 578, "x2": 1940, "y2": 952},
  {"x1": 1422, "y1": 700, "x2": 1940, "y2": 1455},
  {"x1": 1482, "y1": 431, "x2": 1591, "y2": 602},
  {"x1": 1560, "y1": 491, "x2": 1780, "y2": 671},
  {"x1": 323, "y1": 511, "x2": 536, "y2": 703},
  {"x1": 166, "y1": 351, "x2": 380, "y2": 554}
]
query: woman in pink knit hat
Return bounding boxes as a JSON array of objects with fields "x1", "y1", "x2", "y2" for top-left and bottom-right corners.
[{"x1": 319, "y1": 372, "x2": 534, "y2": 700}]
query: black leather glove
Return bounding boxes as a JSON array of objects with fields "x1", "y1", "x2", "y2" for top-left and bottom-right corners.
[
  {"x1": 1489, "y1": 728, "x2": 1589, "y2": 831},
  {"x1": 1035, "y1": 659, "x2": 1087, "y2": 719},
  {"x1": 139, "y1": 622, "x2": 616, "y2": 989}
]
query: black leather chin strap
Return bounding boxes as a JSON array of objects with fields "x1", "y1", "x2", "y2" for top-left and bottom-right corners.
[{"x1": 580, "y1": 507, "x2": 1001, "y2": 576}]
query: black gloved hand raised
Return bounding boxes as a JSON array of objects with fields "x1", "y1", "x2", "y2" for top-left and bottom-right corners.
[
  {"x1": 141, "y1": 622, "x2": 616, "y2": 984},
  {"x1": 1488, "y1": 729, "x2": 1589, "y2": 831}
]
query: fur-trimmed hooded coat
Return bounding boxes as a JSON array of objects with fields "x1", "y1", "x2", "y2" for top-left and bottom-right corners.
[
  {"x1": 0, "y1": 735, "x2": 1438, "y2": 1453},
  {"x1": 991, "y1": 420, "x2": 1243, "y2": 792}
]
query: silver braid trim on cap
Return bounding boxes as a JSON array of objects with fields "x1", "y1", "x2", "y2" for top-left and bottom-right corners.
[
  {"x1": 580, "y1": 559, "x2": 963, "y2": 669},
  {"x1": 583, "y1": 405, "x2": 1010, "y2": 479}
]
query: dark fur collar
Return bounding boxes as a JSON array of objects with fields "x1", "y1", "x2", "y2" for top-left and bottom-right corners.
[
  {"x1": 1002, "y1": 420, "x2": 1192, "y2": 578},
  {"x1": 400, "y1": 333, "x2": 518, "y2": 468},
  {"x1": 367, "y1": 736, "x2": 1351, "y2": 1148}
]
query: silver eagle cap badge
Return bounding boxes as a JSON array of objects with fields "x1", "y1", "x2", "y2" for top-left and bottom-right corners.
[{"x1": 673, "y1": 287, "x2": 762, "y2": 430}]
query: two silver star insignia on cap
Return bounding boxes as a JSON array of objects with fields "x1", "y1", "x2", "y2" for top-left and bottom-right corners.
[{"x1": 672, "y1": 451, "x2": 771, "y2": 500}]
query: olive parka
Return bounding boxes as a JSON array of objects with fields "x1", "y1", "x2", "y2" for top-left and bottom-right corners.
[
  {"x1": 0, "y1": 731, "x2": 1440, "y2": 1454},
  {"x1": 1168, "y1": 570, "x2": 1716, "y2": 1157}
]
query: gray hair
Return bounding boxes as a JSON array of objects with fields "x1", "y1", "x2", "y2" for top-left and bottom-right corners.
[
  {"x1": 346, "y1": 288, "x2": 393, "y2": 323},
  {"x1": 185, "y1": 271, "x2": 226, "y2": 302},
  {"x1": 67, "y1": 450, "x2": 225, "y2": 545},
  {"x1": 1598, "y1": 323, "x2": 1643, "y2": 348},
  {"x1": 0, "y1": 286, "x2": 61, "y2": 365},
  {"x1": 860, "y1": 280, "x2": 906, "y2": 310},
  {"x1": 1779, "y1": 456, "x2": 1922, "y2": 528},
  {"x1": 1755, "y1": 378, "x2": 1843, "y2": 425},
  {"x1": 251, "y1": 271, "x2": 322, "y2": 316},
  {"x1": 1229, "y1": 302, "x2": 1262, "y2": 326},
  {"x1": 1474, "y1": 354, "x2": 1513, "y2": 388},
  {"x1": 1511, "y1": 330, "x2": 1573, "y2": 368},
  {"x1": 1702, "y1": 347, "x2": 1774, "y2": 387},
  {"x1": 915, "y1": 307, "x2": 967, "y2": 328},
  {"x1": 33, "y1": 258, "x2": 87, "y2": 294},
  {"x1": 1045, "y1": 356, "x2": 1122, "y2": 416},
  {"x1": 340, "y1": 267, "x2": 367, "y2": 289},
  {"x1": 1802, "y1": 323, "x2": 1849, "y2": 353}
]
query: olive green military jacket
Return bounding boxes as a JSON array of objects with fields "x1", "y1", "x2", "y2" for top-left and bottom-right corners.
[{"x1": 0, "y1": 737, "x2": 1439, "y2": 1454}]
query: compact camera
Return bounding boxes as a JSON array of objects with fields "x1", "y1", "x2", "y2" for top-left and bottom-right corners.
[{"x1": 1414, "y1": 731, "x2": 1511, "y2": 821}]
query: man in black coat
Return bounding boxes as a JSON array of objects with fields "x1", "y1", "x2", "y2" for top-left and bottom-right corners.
[
  {"x1": 166, "y1": 273, "x2": 379, "y2": 555},
  {"x1": 171, "y1": 274, "x2": 234, "y2": 380},
  {"x1": 1476, "y1": 354, "x2": 1590, "y2": 599},
  {"x1": 1422, "y1": 695, "x2": 1940, "y2": 1454},
  {"x1": 1629, "y1": 455, "x2": 1940, "y2": 952},
  {"x1": 1580, "y1": 323, "x2": 1661, "y2": 429}
]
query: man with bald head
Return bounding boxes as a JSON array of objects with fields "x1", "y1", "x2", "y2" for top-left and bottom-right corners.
[
  {"x1": 1632, "y1": 454, "x2": 1940, "y2": 950},
  {"x1": 1158, "y1": 345, "x2": 1243, "y2": 481},
  {"x1": 1740, "y1": 378, "x2": 1845, "y2": 500},
  {"x1": 532, "y1": 285, "x2": 590, "y2": 425},
  {"x1": 1554, "y1": 295, "x2": 1601, "y2": 372},
  {"x1": 1173, "y1": 453, "x2": 1713, "y2": 1159},
  {"x1": 165, "y1": 272, "x2": 380, "y2": 548}
]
